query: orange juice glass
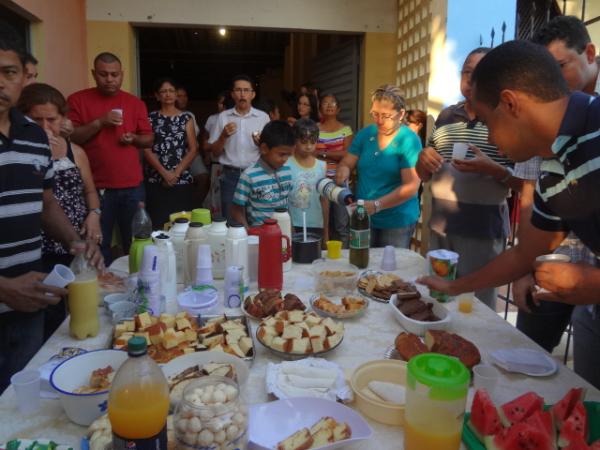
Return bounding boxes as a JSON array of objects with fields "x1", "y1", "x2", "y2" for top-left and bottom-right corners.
[
  {"x1": 68, "y1": 275, "x2": 99, "y2": 339},
  {"x1": 457, "y1": 293, "x2": 474, "y2": 314}
]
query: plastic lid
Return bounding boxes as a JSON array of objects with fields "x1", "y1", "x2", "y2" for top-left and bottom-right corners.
[
  {"x1": 407, "y1": 353, "x2": 470, "y2": 401},
  {"x1": 274, "y1": 208, "x2": 288, "y2": 213},
  {"x1": 357, "y1": 199, "x2": 365, "y2": 206},
  {"x1": 189, "y1": 222, "x2": 204, "y2": 228},
  {"x1": 228, "y1": 221, "x2": 244, "y2": 227},
  {"x1": 174, "y1": 217, "x2": 189, "y2": 223},
  {"x1": 213, "y1": 216, "x2": 227, "y2": 223},
  {"x1": 155, "y1": 233, "x2": 170, "y2": 239},
  {"x1": 127, "y1": 336, "x2": 147, "y2": 356}
]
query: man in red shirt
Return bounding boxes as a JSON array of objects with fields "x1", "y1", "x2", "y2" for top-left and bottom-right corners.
[{"x1": 68, "y1": 52, "x2": 154, "y2": 263}]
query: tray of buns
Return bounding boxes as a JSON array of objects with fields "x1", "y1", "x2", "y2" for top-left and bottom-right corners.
[
  {"x1": 357, "y1": 271, "x2": 420, "y2": 303},
  {"x1": 112, "y1": 312, "x2": 254, "y2": 364},
  {"x1": 310, "y1": 294, "x2": 368, "y2": 319},
  {"x1": 387, "y1": 330, "x2": 481, "y2": 369},
  {"x1": 256, "y1": 310, "x2": 344, "y2": 360},
  {"x1": 243, "y1": 290, "x2": 307, "y2": 320}
]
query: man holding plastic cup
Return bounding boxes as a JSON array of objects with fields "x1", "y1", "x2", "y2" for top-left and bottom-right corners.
[
  {"x1": 418, "y1": 41, "x2": 600, "y2": 388},
  {"x1": 0, "y1": 24, "x2": 103, "y2": 393}
]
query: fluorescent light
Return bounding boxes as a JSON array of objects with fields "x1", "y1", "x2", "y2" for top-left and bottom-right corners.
[{"x1": 218, "y1": 27, "x2": 227, "y2": 37}]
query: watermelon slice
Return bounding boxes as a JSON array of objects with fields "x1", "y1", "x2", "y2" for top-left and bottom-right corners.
[
  {"x1": 589, "y1": 440, "x2": 600, "y2": 450},
  {"x1": 551, "y1": 388, "x2": 586, "y2": 430},
  {"x1": 559, "y1": 401, "x2": 589, "y2": 448},
  {"x1": 560, "y1": 433, "x2": 589, "y2": 450},
  {"x1": 524, "y1": 410, "x2": 556, "y2": 448},
  {"x1": 500, "y1": 391, "x2": 544, "y2": 426},
  {"x1": 469, "y1": 389, "x2": 503, "y2": 440},
  {"x1": 484, "y1": 422, "x2": 554, "y2": 450}
]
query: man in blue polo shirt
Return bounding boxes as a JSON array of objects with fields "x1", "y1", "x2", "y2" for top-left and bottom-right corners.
[
  {"x1": 419, "y1": 40, "x2": 600, "y2": 388},
  {"x1": 0, "y1": 24, "x2": 103, "y2": 392}
]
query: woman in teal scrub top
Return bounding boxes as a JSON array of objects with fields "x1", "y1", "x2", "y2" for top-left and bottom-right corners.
[{"x1": 335, "y1": 84, "x2": 422, "y2": 248}]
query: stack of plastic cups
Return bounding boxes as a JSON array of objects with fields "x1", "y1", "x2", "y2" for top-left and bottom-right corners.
[
  {"x1": 139, "y1": 245, "x2": 162, "y2": 315},
  {"x1": 381, "y1": 245, "x2": 397, "y2": 271},
  {"x1": 195, "y1": 244, "x2": 214, "y2": 286},
  {"x1": 191, "y1": 208, "x2": 212, "y2": 226}
]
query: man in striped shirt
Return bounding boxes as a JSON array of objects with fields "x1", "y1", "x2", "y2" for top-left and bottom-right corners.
[
  {"x1": 418, "y1": 40, "x2": 600, "y2": 387},
  {"x1": 231, "y1": 121, "x2": 294, "y2": 227},
  {"x1": 416, "y1": 47, "x2": 521, "y2": 310},
  {"x1": 0, "y1": 25, "x2": 102, "y2": 392}
]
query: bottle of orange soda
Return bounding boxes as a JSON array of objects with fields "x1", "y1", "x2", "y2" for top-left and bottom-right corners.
[{"x1": 108, "y1": 336, "x2": 169, "y2": 449}]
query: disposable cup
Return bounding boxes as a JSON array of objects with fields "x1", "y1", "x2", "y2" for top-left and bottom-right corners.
[
  {"x1": 535, "y1": 253, "x2": 571, "y2": 263},
  {"x1": 457, "y1": 292, "x2": 474, "y2": 313},
  {"x1": 11, "y1": 369, "x2": 41, "y2": 414},
  {"x1": 381, "y1": 245, "x2": 397, "y2": 271},
  {"x1": 452, "y1": 142, "x2": 469, "y2": 160},
  {"x1": 196, "y1": 244, "x2": 212, "y2": 269},
  {"x1": 43, "y1": 264, "x2": 75, "y2": 288},
  {"x1": 111, "y1": 108, "x2": 123, "y2": 125},
  {"x1": 426, "y1": 249, "x2": 459, "y2": 302},
  {"x1": 326, "y1": 240, "x2": 342, "y2": 259},
  {"x1": 191, "y1": 208, "x2": 212, "y2": 225},
  {"x1": 473, "y1": 364, "x2": 500, "y2": 394}
]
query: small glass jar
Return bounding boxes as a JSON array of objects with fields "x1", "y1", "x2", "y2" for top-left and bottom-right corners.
[{"x1": 173, "y1": 376, "x2": 248, "y2": 450}]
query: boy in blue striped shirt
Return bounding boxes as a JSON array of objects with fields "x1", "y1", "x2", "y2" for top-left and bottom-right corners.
[{"x1": 231, "y1": 120, "x2": 294, "y2": 227}]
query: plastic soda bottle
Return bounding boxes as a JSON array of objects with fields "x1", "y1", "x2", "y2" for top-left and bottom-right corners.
[
  {"x1": 67, "y1": 249, "x2": 99, "y2": 339},
  {"x1": 349, "y1": 199, "x2": 370, "y2": 269},
  {"x1": 108, "y1": 336, "x2": 169, "y2": 450}
]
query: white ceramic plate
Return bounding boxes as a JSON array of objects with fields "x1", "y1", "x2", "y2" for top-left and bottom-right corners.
[
  {"x1": 489, "y1": 348, "x2": 558, "y2": 377},
  {"x1": 161, "y1": 351, "x2": 250, "y2": 385},
  {"x1": 248, "y1": 397, "x2": 372, "y2": 450}
]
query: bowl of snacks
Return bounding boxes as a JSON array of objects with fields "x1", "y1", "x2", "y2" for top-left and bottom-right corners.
[
  {"x1": 242, "y1": 290, "x2": 306, "y2": 320},
  {"x1": 310, "y1": 294, "x2": 368, "y2": 319},
  {"x1": 388, "y1": 294, "x2": 451, "y2": 336},
  {"x1": 50, "y1": 349, "x2": 128, "y2": 426},
  {"x1": 357, "y1": 270, "x2": 421, "y2": 303},
  {"x1": 312, "y1": 259, "x2": 359, "y2": 296}
]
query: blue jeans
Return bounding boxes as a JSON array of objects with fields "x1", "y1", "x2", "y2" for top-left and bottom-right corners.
[
  {"x1": 329, "y1": 202, "x2": 349, "y2": 247},
  {"x1": 370, "y1": 224, "x2": 416, "y2": 249},
  {"x1": 99, "y1": 184, "x2": 145, "y2": 265},
  {"x1": 220, "y1": 168, "x2": 242, "y2": 221},
  {"x1": 0, "y1": 310, "x2": 45, "y2": 393},
  {"x1": 573, "y1": 305, "x2": 600, "y2": 389}
]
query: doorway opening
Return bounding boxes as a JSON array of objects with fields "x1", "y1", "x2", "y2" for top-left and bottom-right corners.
[{"x1": 136, "y1": 26, "x2": 362, "y2": 131}]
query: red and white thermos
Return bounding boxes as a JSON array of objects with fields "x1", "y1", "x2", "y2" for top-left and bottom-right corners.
[{"x1": 250, "y1": 219, "x2": 291, "y2": 291}]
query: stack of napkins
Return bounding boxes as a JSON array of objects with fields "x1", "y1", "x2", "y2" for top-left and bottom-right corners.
[{"x1": 266, "y1": 358, "x2": 353, "y2": 402}]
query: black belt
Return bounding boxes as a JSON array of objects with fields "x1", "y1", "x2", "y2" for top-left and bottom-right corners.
[{"x1": 222, "y1": 165, "x2": 245, "y2": 173}]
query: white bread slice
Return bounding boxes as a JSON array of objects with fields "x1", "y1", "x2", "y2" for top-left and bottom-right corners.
[
  {"x1": 310, "y1": 336, "x2": 325, "y2": 353},
  {"x1": 239, "y1": 336, "x2": 253, "y2": 355},
  {"x1": 290, "y1": 338, "x2": 311, "y2": 354},
  {"x1": 332, "y1": 423, "x2": 352, "y2": 441},
  {"x1": 287, "y1": 310, "x2": 305, "y2": 323},
  {"x1": 326, "y1": 332, "x2": 342, "y2": 349},
  {"x1": 282, "y1": 324, "x2": 303, "y2": 340},
  {"x1": 310, "y1": 417, "x2": 336, "y2": 435},
  {"x1": 305, "y1": 313, "x2": 322, "y2": 327},
  {"x1": 308, "y1": 324, "x2": 327, "y2": 338},
  {"x1": 271, "y1": 337, "x2": 287, "y2": 353},
  {"x1": 310, "y1": 427, "x2": 333, "y2": 447},
  {"x1": 277, "y1": 428, "x2": 313, "y2": 450}
]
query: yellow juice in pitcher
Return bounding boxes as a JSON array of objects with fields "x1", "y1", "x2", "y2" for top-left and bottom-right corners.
[
  {"x1": 68, "y1": 275, "x2": 99, "y2": 339},
  {"x1": 404, "y1": 419, "x2": 462, "y2": 450}
]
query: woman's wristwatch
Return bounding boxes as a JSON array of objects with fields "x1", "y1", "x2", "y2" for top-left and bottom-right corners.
[
  {"x1": 374, "y1": 200, "x2": 382, "y2": 214},
  {"x1": 90, "y1": 208, "x2": 102, "y2": 216}
]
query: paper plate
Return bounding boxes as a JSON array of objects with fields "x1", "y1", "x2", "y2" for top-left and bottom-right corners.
[
  {"x1": 489, "y1": 348, "x2": 558, "y2": 377},
  {"x1": 248, "y1": 397, "x2": 372, "y2": 450}
]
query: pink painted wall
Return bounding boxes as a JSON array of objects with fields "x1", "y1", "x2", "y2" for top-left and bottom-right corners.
[{"x1": 11, "y1": 0, "x2": 88, "y2": 96}]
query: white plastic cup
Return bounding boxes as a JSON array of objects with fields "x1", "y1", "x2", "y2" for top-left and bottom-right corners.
[
  {"x1": 381, "y1": 245, "x2": 397, "y2": 271},
  {"x1": 473, "y1": 364, "x2": 500, "y2": 394},
  {"x1": 111, "y1": 108, "x2": 123, "y2": 125},
  {"x1": 247, "y1": 235, "x2": 259, "y2": 282},
  {"x1": 11, "y1": 369, "x2": 41, "y2": 414},
  {"x1": 43, "y1": 264, "x2": 75, "y2": 288},
  {"x1": 196, "y1": 244, "x2": 212, "y2": 269},
  {"x1": 452, "y1": 142, "x2": 469, "y2": 160}
]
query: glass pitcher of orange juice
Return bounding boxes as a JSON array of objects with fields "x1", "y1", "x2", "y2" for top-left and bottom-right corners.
[
  {"x1": 68, "y1": 249, "x2": 99, "y2": 339},
  {"x1": 404, "y1": 353, "x2": 470, "y2": 450}
]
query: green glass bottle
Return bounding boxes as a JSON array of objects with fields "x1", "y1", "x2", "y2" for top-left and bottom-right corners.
[{"x1": 349, "y1": 200, "x2": 370, "y2": 268}]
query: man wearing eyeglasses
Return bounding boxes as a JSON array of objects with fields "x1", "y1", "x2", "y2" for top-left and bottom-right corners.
[{"x1": 208, "y1": 74, "x2": 270, "y2": 219}]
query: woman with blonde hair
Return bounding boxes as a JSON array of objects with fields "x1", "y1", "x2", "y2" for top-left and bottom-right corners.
[{"x1": 336, "y1": 84, "x2": 422, "y2": 248}]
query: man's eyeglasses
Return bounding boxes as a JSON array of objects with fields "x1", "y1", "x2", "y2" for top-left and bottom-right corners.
[
  {"x1": 158, "y1": 88, "x2": 177, "y2": 94},
  {"x1": 322, "y1": 101, "x2": 337, "y2": 107},
  {"x1": 233, "y1": 88, "x2": 254, "y2": 94},
  {"x1": 370, "y1": 111, "x2": 398, "y2": 121}
]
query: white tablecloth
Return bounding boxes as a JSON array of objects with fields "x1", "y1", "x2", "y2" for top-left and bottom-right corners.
[{"x1": 0, "y1": 248, "x2": 597, "y2": 449}]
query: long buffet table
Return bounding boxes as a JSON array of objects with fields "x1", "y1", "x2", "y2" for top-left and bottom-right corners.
[{"x1": 0, "y1": 247, "x2": 598, "y2": 449}]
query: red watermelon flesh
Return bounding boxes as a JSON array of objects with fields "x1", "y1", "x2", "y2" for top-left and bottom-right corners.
[
  {"x1": 559, "y1": 402, "x2": 589, "y2": 448},
  {"x1": 469, "y1": 389, "x2": 503, "y2": 440},
  {"x1": 560, "y1": 433, "x2": 589, "y2": 450},
  {"x1": 524, "y1": 410, "x2": 556, "y2": 448},
  {"x1": 484, "y1": 422, "x2": 555, "y2": 450},
  {"x1": 500, "y1": 392, "x2": 544, "y2": 426},
  {"x1": 551, "y1": 388, "x2": 586, "y2": 429}
]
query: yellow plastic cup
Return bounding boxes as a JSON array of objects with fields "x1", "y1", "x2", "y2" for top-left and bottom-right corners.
[
  {"x1": 191, "y1": 208, "x2": 212, "y2": 225},
  {"x1": 327, "y1": 240, "x2": 343, "y2": 259},
  {"x1": 169, "y1": 211, "x2": 191, "y2": 224}
]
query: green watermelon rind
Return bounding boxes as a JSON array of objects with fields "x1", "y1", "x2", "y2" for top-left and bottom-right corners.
[{"x1": 463, "y1": 401, "x2": 600, "y2": 450}]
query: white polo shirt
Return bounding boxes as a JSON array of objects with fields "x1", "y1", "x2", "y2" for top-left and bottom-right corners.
[{"x1": 209, "y1": 106, "x2": 270, "y2": 169}]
